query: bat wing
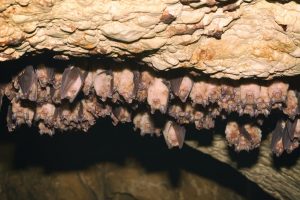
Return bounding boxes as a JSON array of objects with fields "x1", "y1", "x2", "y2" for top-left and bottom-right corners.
[
  {"x1": 239, "y1": 125, "x2": 252, "y2": 142},
  {"x1": 61, "y1": 66, "x2": 82, "y2": 100},
  {"x1": 18, "y1": 65, "x2": 35, "y2": 96},
  {"x1": 282, "y1": 124, "x2": 292, "y2": 150},
  {"x1": 271, "y1": 120, "x2": 284, "y2": 151}
]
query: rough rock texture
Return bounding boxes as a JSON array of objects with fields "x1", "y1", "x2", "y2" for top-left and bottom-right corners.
[
  {"x1": 0, "y1": 162, "x2": 247, "y2": 200},
  {"x1": 0, "y1": 0, "x2": 300, "y2": 79},
  {"x1": 1, "y1": 0, "x2": 300, "y2": 199},
  {"x1": 185, "y1": 134, "x2": 300, "y2": 200}
]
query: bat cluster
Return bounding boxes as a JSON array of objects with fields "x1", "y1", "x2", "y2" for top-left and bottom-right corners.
[{"x1": 1, "y1": 62, "x2": 300, "y2": 156}]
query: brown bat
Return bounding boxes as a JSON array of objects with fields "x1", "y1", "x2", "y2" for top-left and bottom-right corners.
[
  {"x1": 0, "y1": 85, "x2": 4, "y2": 110},
  {"x1": 282, "y1": 124, "x2": 292, "y2": 152},
  {"x1": 136, "y1": 71, "x2": 154, "y2": 102},
  {"x1": 284, "y1": 119, "x2": 300, "y2": 153},
  {"x1": 60, "y1": 66, "x2": 84, "y2": 103},
  {"x1": 268, "y1": 82, "x2": 289, "y2": 104},
  {"x1": 94, "y1": 69, "x2": 113, "y2": 102},
  {"x1": 147, "y1": 78, "x2": 170, "y2": 114},
  {"x1": 283, "y1": 90, "x2": 298, "y2": 118},
  {"x1": 225, "y1": 122, "x2": 261, "y2": 152},
  {"x1": 36, "y1": 64, "x2": 54, "y2": 87},
  {"x1": 271, "y1": 120, "x2": 285, "y2": 156},
  {"x1": 133, "y1": 112, "x2": 161, "y2": 136},
  {"x1": 7, "y1": 105, "x2": 15, "y2": 132},
  {"x1": 170, "y1": 76, "x2": 193, "y2": 103},
  {"x1": 270, "y1": 119, "x2": 299, "y2": 155},
  {"x1": 18, "y1": 65, "x2": 38, "y2": 101},
  {"x1": 297, "y1": 91, "x2": 300, "y2": 114},
  {"x1": 113, "y1": 68, "x2": 137, "y2": 103},
  {"x1": 133, "y1": 70, "x2": 140, "y2": 98},
  {"x1": 238, "y1": 125, "x2": 252, "y2": 142},
  {"x1": 163, "y1": 121, "x2": 186, "y2": 149},
  {"x1": 111, "y1": 106, "x2": 131, "y2": 126},
  {"x1": 78, "y1": 101, "x2": 84, "y2": 122}
]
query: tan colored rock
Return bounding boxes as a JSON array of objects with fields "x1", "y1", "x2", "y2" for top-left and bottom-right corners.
[{"x1": 0, "y1": 0, "x2": 300, "y2": 79}]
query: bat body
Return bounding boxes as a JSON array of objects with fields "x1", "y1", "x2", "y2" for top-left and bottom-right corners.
[
  {"x1": 61, "y1": 66, "x2": 84, "y2": 103},
  {"x1": 18, "y1": 65, "x2": 38, "y2": 101}
]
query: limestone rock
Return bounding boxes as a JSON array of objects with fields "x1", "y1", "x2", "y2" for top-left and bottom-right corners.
[{"x1": 0, "y1": 0, "x2": 299, "y2": 79}]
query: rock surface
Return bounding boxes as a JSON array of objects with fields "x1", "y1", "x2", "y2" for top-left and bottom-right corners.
[
  {"x1": 0, "y1": 123, "x2": 270, "y2": 200},
  {"x1": 185, "y1": 133, "x2": 300, "y2": 200},
  {"x1": 0, "y1": 0, "x2": 300, "y2": 79}
]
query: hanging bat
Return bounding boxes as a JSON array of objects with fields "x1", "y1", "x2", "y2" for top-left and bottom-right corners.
[
  {"x1": 238, "y1": 124, "x2": 252, "y2": 142},
  {"x1": 60, "y1": 66, "x2": 84, "y2": 103},
  {"x1": 111, "y1": 106, "x2": 132, "y2": 126},
  {"x1": 147, "y1": 78, "x2": 170, "y2": 114},
  {"x1": 136, "y1": 70, "x2": 154, "y2": 102},
  {"x1": 94, "y1": 69, "x2": 113, "y2": 102},
  {"x1": 271, "y1": 120, "x2": 285, "y2": 156},
  {"x1": 163, "y1": 120, "x2": 186, "y2": 149},
  {"x1": 113, "y1": 68, "x2": 139, "y2": 103},
  {"x1": 18, "y1": 65, "x2": 38, "y2": 101},
  {"x1": 0, "y1": 85, "x2": 4, "y2": 110},
  {"x1": 170, "y1": 76, "x2": 193, "y2": 103},
  {"x1": 36, "y1": 64, "x2": 54, "y2": 87},
  {"x1": 133, "y1": 112, "x2": 161, "y2": 136}
]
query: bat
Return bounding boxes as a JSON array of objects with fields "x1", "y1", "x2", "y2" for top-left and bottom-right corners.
[
  {"x1": 239, "y1": 125, "x2": 252, "y2": 142},
  {"x1": 170, "y1": 76, "x2": 193, "y2": 103},
  {"x1": 133, "y1": 112, "x2": 161, "y2": 136},
  {"x1": 113, "y1": 68, "x2": 136, "y2": 103},
  {"x1": 6, "y1": 105, "x2": 15, "y2": 132},
  {"x1": 94, "y1": 69, "x2": 113, "y2": 102},
  {"x1": 163, "y1": 121, "x2": 186, "y2": 149},
  {"x1": 147, "y1": 78, "x2": 170, "y2": 114},
  {"x1": 111, "y1": 106, "x2": 131, "y2": 125},
  {"x1": 36, "y1": 64, "x2": 54, "y2": 87},
  {"x1": 60, "y1": 66, "x2": 83, "y2": 103},
  {"x1": 271, "y1": 120, "x2": 285, "y2": 156},
  {"x1": 0, "y1": 85, "x2": 4, "y2": 110},
  {"x1": 282, "y1": 123, "x2": 292, "y2": 151},
  {"x1": 136, "y1": 71, "x2": 154, "y2": 102},
  {"x1": 18, "y1": 65, "x2": 38, "y2": 101}
]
